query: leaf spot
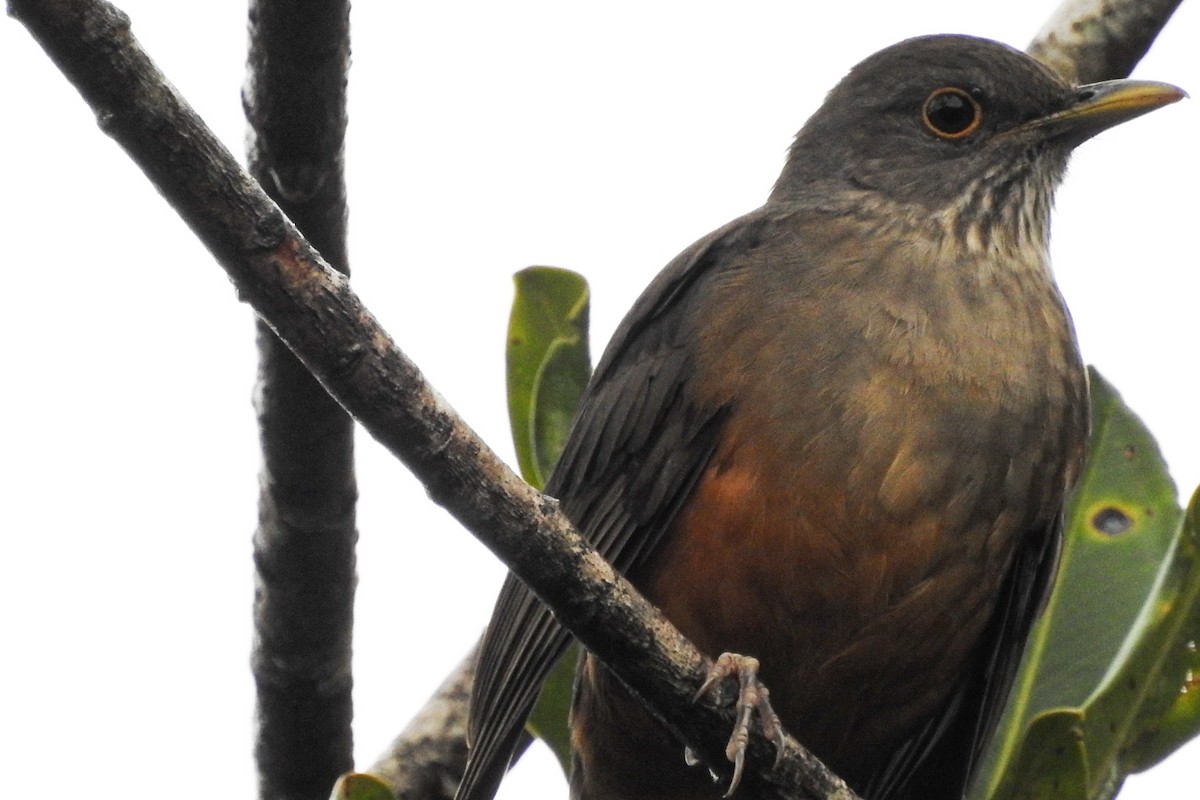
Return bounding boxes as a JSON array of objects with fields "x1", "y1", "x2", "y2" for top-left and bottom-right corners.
[{"x1": 1092, "y1": 506, "x2": 1132, "y2": 536}]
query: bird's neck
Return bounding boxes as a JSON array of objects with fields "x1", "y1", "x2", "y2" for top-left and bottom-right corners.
[
  {"x1": 769, "y1": 150, "x2": 1065, "y2": 278},
  {"x1": 935, "y1": 152, "x2": 1064, "y2": 265}
]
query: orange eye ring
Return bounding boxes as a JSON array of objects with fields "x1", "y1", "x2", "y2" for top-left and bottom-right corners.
[{"x1": 922, "y1": 87, "x2": 983, "y2": 139}]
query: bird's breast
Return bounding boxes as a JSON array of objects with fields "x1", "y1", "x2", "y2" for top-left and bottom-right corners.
[{"x1": 635, "y1": 231, "x2": 1085, "y2": 778}]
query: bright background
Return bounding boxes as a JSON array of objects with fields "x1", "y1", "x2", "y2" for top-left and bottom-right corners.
[{"x1": 1, "y1": 1, "x2": 1196, "y2": 798}]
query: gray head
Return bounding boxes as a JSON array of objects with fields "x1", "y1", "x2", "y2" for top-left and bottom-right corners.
[{"x1": 770, "y1": 34, "x2": 1183, "y2": 223}]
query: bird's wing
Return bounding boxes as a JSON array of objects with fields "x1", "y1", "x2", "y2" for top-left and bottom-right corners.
[
  {"x1": 868, "y1": 503, "x2": 1074, "y2": 799},
  {"x1": 455, "y1": 208, "x2": 782, "y2": 800}
]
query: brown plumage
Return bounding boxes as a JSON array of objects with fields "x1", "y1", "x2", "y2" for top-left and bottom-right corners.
[{"x1": 457, "y1": 34, "x2": 1182, "y2": 800}]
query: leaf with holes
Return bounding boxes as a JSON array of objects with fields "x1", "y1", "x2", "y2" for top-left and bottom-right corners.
[
  {"x1": 974, "y1": 368, "x2": 1184, "y2": 799},
  {"x1": 1101, "y1": 483, "x2": 1200, "y2": 776}
]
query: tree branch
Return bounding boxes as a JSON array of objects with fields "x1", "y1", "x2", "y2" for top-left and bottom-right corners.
[
  {"x1": 243, "y1": 1, "x2": 357, "y2": 799},
  {"x1": 1027, "y1": 0, "x2": 1183, "y2": 84},
  {"x1": 369, "y1": 646, "x2": 477, "y2": 800},
  {"x1": 7, "y1": 2, "x2": 853, "y2": 798}
]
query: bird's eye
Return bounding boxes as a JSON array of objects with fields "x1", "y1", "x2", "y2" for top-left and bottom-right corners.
[{"x1": 921, "y1": 87, "x2": 983, "y2": 139}]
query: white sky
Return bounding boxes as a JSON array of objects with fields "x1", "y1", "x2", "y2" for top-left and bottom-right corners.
[{"x1": 1, "y1": 2, "x2": 1196, "y2": 798}]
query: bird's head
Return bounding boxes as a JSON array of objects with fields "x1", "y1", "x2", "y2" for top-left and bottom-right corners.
[{"x1": 771, "y1": 34, "x2": 1183, "y2": 251}]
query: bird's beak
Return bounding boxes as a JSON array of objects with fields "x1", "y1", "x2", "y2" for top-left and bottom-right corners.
[{"x1": 1023, "y1": 79, "x2": 1186, "y2": 145}]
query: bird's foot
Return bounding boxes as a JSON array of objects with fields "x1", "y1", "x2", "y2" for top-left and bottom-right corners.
[{"x1": 692, "y1": 652, "x2": 785, "y2": 797}]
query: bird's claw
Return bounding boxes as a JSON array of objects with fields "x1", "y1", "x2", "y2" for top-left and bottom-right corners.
[{"x1": 692, "y1": 653, "x2": 785, "y2": 797}]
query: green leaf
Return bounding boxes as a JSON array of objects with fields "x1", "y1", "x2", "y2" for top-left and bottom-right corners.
[
  {"x1": 975, "y1": 368, "x2": 1184, "y2": 799},
  {"x1": 1101, "y1": 483, "x2": 1200, "y2": 775},
  {"x1": 505, "y1": 266, "x2": 593, "y2": 771},
  {"x1": 506, "y1": 266, "x2": 591, "y2": 490},
  {"x1": 328, "y1": 774, "x2": 395, "y2": 800},
  {"x1": 1019, "y1": 480, "x2": 1200, "y2": 798},
  {"x1": 1002, "y1": 709, "x2": 1091, "y2": 800}
]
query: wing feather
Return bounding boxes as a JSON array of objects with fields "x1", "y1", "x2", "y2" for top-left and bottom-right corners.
[{"x1": 455, "y1": 209, "x2": 778, "y2": 800}]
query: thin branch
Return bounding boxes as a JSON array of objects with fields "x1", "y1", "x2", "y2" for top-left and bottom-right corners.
[
  {"x1": 243, "y1": 1, "x2": 357, "y2": 799},
  {"x1": 369, "y1": 646, "x2": 477, "y2": 800},
  {"x1": 1027, "y1": 0, "x2": 1183, "y2": 84},
  {"x1": 7, "y1": 2, "x2": 853, "y2": 798}
]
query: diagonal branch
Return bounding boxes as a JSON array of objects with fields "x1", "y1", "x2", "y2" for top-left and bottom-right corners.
[
  {"x1": 243, "y1": 2, "x2": 357, "y2": 799},
  {"x1": 7, "y1": 2, "x2": 853, "y2": 798},
  {"x1": 1027, "y1": 0, "x2": 1183, "y2": 84},
  {"x1": 370, "y1": 645, "x2": 477, "y2": 800}
]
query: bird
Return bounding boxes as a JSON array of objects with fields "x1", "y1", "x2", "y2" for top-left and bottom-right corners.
[{"x1": 457, "y1": 34, "x2": 1184, "y2": 800}]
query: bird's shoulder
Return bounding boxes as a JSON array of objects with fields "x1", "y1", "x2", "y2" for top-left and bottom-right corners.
[{"x1": 586, "y1": 199, "x2": 838, "y2": 388}]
